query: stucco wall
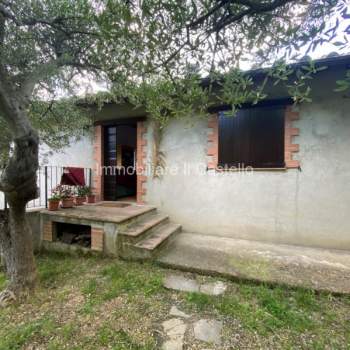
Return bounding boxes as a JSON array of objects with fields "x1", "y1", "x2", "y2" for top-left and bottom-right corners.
[
  {"x1": 145, "y1": 94, "x2": 350, "y2": 250},
  {"x1": 40, "y1": 134, "x2": 94, "y2": 168}
]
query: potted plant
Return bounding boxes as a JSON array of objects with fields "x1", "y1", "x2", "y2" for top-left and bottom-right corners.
[
  {"x1": 85, "y1": 186, "x2": 96, "y2": 204},
  {"x1": 59, "y1": 186, "x2": 74, "y2": 208},
  {"x1": 74, "y1": 186, "x2": 86, "y2": 206},
  {"x1": 48, "y1": 191, "x2": 61, "y2": 211}
]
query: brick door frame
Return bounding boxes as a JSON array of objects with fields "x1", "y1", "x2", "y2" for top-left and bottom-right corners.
[
  {"x1": 136, "y1": 121, "x2": 147, "y2": 204},
  {"x1": 93, "y1": 125, "x2": 104, "y2": 201},
  {"x1": 93, "y1": 121, "x2": 148, "y2": 204}
]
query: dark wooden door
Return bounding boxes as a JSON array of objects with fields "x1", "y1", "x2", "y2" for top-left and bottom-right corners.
[
  {"x1": 103, "y1": 124, "x2": 137, "y2": 200},
  {"x1": 104, "y1": 126, "x2": 118, "y2": 200}
]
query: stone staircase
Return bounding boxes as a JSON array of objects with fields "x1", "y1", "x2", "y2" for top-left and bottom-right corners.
[{"x1": 118, "y1": 209, "x2": 181, "y2": 261}]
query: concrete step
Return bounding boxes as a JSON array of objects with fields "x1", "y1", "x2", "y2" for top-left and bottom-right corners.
[
  {"x1": 121, "y1": 223, "x2": 182, "y2": 261},
  {"x1": 119, "y1": 213, "x2": 169, "y2": 244},
  {"x1": 136, "y1": 223, "x2": 181, "y2": 250},
  {"x1": 116, "y1": 207, "x2": 158, "y2": 231}
]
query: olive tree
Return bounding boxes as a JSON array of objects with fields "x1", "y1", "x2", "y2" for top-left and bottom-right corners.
[
  {"x1": 0, "y1": 0, "x2": 140, "y2": 297},
  {"x1": 0, "y1": 0, "x2": 347, "y2": 300}
]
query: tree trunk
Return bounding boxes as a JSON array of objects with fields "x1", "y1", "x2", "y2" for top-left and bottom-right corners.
[
  {"x1": 0, "y1": 205, "x2": 37, "y2": 294},
  {"x1": 0, "y1": 129, "x2": 39, "y2": 296},
  {"x1": 0, "y1": 53, "x2": 40, "y2": 298}
]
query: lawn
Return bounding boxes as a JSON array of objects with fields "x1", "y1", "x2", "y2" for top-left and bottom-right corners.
[{"x1": 0, "y1": 251, "x2": 349, "y2": 349}]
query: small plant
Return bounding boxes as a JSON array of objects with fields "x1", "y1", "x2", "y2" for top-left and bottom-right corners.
[
  {"x1": 84, "y1": 186, "x2": 96, "y2": 203},
  {"x1": 48, "y1": 193, "x2": 61, "y2": 202},
  {"x1": 52, "y1": 185, "x2": 74, "y2": 208},
  {"x1": 48, "y1": 188, "x2": 61, "y2": 211},
  {"x1": 84, "y1": 186, "x2": 93, "y2": 196},
  {"x1": 74, "y1": 186, "x2": 88, "y2": 206},
  {"x1": 76, "y1": 186, "x2": 88, "y2": 197},
  {"x1": 54, "y1": 185, "x2": 73, "y2": 199}
]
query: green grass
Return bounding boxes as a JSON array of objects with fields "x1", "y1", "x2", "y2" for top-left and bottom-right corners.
[
  {"x1": 95, "y1": 324, "x2": 156, "y2": 350},
  {"x1": 0, "y1": 272, "x2": 6, "y2": 290},
  {"x1": 0, "y1": 317, "x2": 155, "y2": 350},
  {"x1": 0, "y1": 317, "x2": 56, "y2": 350},
  {"x1": 37, "y1": 250, "x2": 99, "y2": 286},
  {"x1": 80, "y1": 261, "x2": 164, "y2": 314},
  {"x1": 185, "y1": 283, "x2": 349, "y2": 338},
  {"x1": 0, "y1": 251, "x2": 349, "y2": 349},
  {"x1": 100, "y1": 264, "x2": 163, "y2": 296}
]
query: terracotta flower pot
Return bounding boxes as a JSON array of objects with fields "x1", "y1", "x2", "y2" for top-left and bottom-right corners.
[
  {"x1": 86, "y1": 195, "x2": 96, "y2": 204},
  {"x1": 48, "y1": 200, "x2": 60, "y2": 211},
  {"x1": 61, "y1": 198, "x2": 74, "y2": 208},
  {"x1": 74, "y1": 196, "x2": 85, "y2": 206}
]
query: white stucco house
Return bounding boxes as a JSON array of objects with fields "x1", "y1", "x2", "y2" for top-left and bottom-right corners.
[
  {"x1": 12, "y1": 54, "x2": 350, "y2": 255},
  {"x1": 84, "y1": 54, "x2": 350, "y2": 251}
]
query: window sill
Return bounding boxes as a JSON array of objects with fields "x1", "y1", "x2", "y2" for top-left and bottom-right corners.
[{"x1": 209, "y1": 167, "x2": 287, "y2": 173}]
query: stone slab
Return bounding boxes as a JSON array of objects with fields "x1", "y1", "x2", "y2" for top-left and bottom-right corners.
[
  {"x1": 162, "y1": 340, "x2": 183, "y2": 350},
  {"x1": 193, "y1": 319, "x2": 222, "y2": 345},
  {"x1": 199, "y1": 281, "x2": 227, "y2": 296},
  {"x1": 163, "y1": 275, "x2": 200, "y2": 293},
  {"x1": 169, "y1": 306, "x2": 190, "y2": 319},
  {"x1": 162, "y1": 318, "x2": 187, "y2": 339}
]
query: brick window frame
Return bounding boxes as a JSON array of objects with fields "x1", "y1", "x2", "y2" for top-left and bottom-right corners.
[
  {"x1": 284, "y1": 106, "x2": 300, "y2": 169},
  {"x1": 207, "y1": 105, "x2": 300, "y2": 170},
  {"x1": 207, "y1": 114, "x2": 219, "y2": 170}
]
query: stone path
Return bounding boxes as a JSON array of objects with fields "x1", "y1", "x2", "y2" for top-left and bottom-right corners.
[
  {"x1": 163, "y1": 274, "x2": 227, "y2": 295},
  {"x1": 199, "y1": 281, "x2": 227, "y2": 296},
  {"x1": 162, "y1": 318, "x2": 187, "y2": 350},
  {"x1": 193, "y1": 319, "x2": 223, "y2": 345},
  {"x1": 161, "y1": 274, "x2": 226, "y2": 348},
  {"x1": 162, "y1": 303, "x2": 223, "y2": 348},
  {"x1": 163, "y1": 275, "x2": 200, "y2": 293},
  {"x1": 169, "y1": 306, "x2": 190, "y2": 319}
]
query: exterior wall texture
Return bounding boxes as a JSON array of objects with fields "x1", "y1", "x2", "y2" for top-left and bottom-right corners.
[
  {"x1": 145, "y1": 94, "x2": 350, "y2": 250},
  {"x1": 39, "y1": 135, "x2": 94, "y2": 168}
]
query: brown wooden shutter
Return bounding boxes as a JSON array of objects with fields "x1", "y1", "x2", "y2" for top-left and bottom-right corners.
[{"x1": 218, "y1": 105, "x2": 285, "y2": 168}]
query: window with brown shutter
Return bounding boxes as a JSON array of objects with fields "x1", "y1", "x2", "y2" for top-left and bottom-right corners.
[{"x1": 218, "y1": 105, "x2": 285, "y2": 168}]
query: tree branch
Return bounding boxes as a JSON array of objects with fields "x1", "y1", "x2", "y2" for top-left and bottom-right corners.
[
  {"x1": 0, "y1": 63, "x2": 36, "y2": 140},
  {"x1": 189, "y1": 0, "x2": 228, "y2": 28},
  {"x1": 0, "y1": 65, "x2": 17, "y2": 127},
  {"x1": 0, "y1": 3, "x2": 97, "y2": 36},
  {"x1": 188, "y1": 0, "x2": 296, "y2": 32},
  {"x1": 18, "y1": 60, "x2": 61, "y2": 101}
]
